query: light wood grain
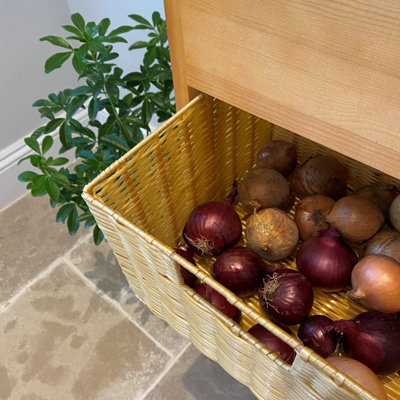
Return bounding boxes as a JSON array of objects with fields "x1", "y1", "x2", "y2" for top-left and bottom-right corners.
[{"x1": 165, "y1": 0, "x2": 400, "y2": 179}]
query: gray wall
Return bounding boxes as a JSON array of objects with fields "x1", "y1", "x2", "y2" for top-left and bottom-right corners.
[
  {"x1": 0, "y1": 0, "x2": 76, "y2": 150},
  {"x1": 0, "y1": 0, "x2": 165, "y2": 209}
]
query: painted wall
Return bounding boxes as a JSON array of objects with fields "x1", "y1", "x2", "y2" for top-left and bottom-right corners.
[
  {"x1": 0, "y1": 0, "x2": 76, "y2": 150},
  {"x1": 0, "y1": 0, "x2": 165, "y2": 210}
]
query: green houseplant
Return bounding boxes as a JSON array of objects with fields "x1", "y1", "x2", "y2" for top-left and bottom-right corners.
[{"x1": 18, "y1": 12, "x2": 175, "y2": 244}]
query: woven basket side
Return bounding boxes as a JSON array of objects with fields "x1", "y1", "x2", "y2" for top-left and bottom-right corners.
[{"x1": 83, "y1": 94, "x2": 398, "y2": 400}]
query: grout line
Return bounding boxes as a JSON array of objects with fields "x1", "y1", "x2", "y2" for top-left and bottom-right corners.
[
  {"x1": 0, "y1": 231, "x2": 93, "y2": 312},
  {"x1": 136, "y1": 341, "x2": 192, "y2": 400},
  {"x1": 64, "y1": 257, "x2": 181, "y2": 359},
  {"x1": 0, "y1": 257, "x2": 65, "y2": 312}
]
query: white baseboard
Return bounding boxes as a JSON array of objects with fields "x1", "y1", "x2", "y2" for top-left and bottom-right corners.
[
  {"x1": 0, "y1": 109, "x2": 105, "y2": 212},
  {"x1": 0, "y1": 110, "x2": 159, "y2": 212}
]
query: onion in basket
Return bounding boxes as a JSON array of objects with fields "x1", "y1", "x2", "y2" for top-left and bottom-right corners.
[
  {"x1": 326, "y1": 356, "x2": 387, "y2": 400},
  {"x1": 248, "y1": 323, "x2": 296, "y2": 364},
  {"x1": 245, "y1": 208, "x2": 299, "y2": 261},
  {"x1": 183, "y1": 183, "x2": 242, "y2": 256}
]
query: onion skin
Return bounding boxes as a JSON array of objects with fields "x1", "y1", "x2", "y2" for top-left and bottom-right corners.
[
  {"x1": 360, "y1": 229, "x2": 400, "y2": 263},
  {"x1": 326, "y1": 195, "x2": 384, "y2": 243},
  {"x1": 296, "y1": 228, "x2": 358, "y2": 291},
  {"x1": 248, "y1": 323, "x2": 296, "y2": 364},
  {"x1": 255, "y1": 139, "x2": 297, "y2": 177},
  {"x1": 352, "y1": 183, "x2": 399, "y2": 215},
  {"x1": 290, "y1": 155, "x2": 348, "y2": 200},
  {"x1": 326, "y1": 356, "x2": 387, "y2": 400},
  {"x1": 183, "y1": 201, "x2": 242, "y2": 256},
  {"x1": 194, "y1": 283, "x2": 241, "y2": 323},
  {"x1": 389, "y1": 194, "x2": 400, "y2": 232},
  {"x1": 298, "y1": 315, "x2": 339, "y2": 358},
  {"x1": 348, "y1": 254, "x2": 400, "y2": 313},
  {"x1": 211, "y1": 247, "x2": 265, "y2": 295},
  {"x1": 334, "y1": 311, "x2": 400, "y2": 375},
  {"x1": 175, "y1": 244, "x2": 197, "y2": 287},
  {"x1": 238, "y1": 168, "x2": 291, "y2": 212},
  {"x1": 245, "y1": 208, "x2": 299, "y2": 261},
  {"x1": 259, "y1": 269, "x2": 314, "y2": 325},
  {"x1": 294, "y1": 195, "x2": 335, "y2": 241}
]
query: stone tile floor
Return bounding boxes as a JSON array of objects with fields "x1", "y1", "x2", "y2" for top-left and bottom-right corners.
[{"x1": 0, "y1": 193, "x2": 256, "y2": 399}]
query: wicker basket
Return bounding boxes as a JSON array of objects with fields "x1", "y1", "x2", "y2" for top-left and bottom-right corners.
[{"x1": 82, "y1": 94, "x2": 400, "y2": 400}]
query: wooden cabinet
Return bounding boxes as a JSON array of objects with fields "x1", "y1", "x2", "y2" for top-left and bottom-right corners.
[{"x1": 164, "y1": 0, "x2": 400, "y2": 180}]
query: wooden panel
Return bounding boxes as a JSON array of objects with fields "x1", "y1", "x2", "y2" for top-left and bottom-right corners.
[{"x1": 165, "y1": 0, "x2": 400, "y2": 180}]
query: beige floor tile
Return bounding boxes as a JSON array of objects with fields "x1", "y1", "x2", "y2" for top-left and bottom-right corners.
[
  {"x1": 0, "y1": 194, "x2": 86, "y2": 304},
  {"x1": 144, "y1": 345, "x2": 257, "y2": 400},
  {"x1": 0, "y1": 262, "x2": 171, "y2": 400},
  {"x1": 69, "y1": 236, "x2": 189, "y2": 356}
]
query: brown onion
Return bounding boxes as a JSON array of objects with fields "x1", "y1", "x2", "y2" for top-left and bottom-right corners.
[
  {"x1": 294, "y1": 195, "x2": 335, "y2": 241},
  {"x1": 360, "y1": 229, "x2": 400, "y2": 263},
  {"x1": 348, "y1": 254, "x2": 400, "y2": 313},
  {"x1": 238, "y1": 168, "x2": 291, "y2": 212},
  {"x1": 326, "y1": 356, "x2": 387, "y2": 400},
  {"x1": 389, "y1": 194, "x2": 400, "y2": 232},
  {"x1": 255, "y1": 139, "x2": 297, "y2": 177},
  {"x1": 245, "y1": 208, "x2": 299, "y2": 261},
  {"x1": 326, "y1": 195, "x2": 384, "y2": 243},
  {"x1": 351, "y1": 183, "x2": 399, "y2": 215},
  {"x1": 290, "y1": 155, "x2": 348, "y2": 200}
]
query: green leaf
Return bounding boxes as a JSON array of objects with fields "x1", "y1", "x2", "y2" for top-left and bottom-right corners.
[
  {"x1": 30, "y1": 176, "x2": 47, "y2": 196},
  {"x1": 129, "y1": 40, "x2": 148, "y2": 50},
  {"x1": 104, "y1": 78, "x2": 119, "y2": 102},
  {"x1": 42, "y1": 135, "x2": 53, "y2": 154},
  {"x1": 105, "y1": 36, "x2": 128, "y2": 44},
  {"x1": 88, "y1": 97, "x2": 99, "y2": 121},
  {"x1": 102, "y1": 134, "x2": 130, "y2": 152},
  {"x1": 24, "y1": 137, "x2": 41, "y2": 153},
  {"x1": 93, "y1": 225, "x2": 104, "y2": 245},
  {"x1": 98, "y1": 18, "x2": 111, "y2": 35},
  {"x1": 144, "y1": 47, "x2": 157, "y2": 67},
  {"x1": 44, "y1": 51, "x2": 72, "y2": 73},
  {"x1": 62, "y1": 24, "x2": 82, "y2": 37},
  {"x1": 67, "y1": 207, "x2": 79, "y2": 234},
  {"x1": 71, "y1": 13, "x2": 85, "y2": 32},
  {"x1": 44, "y1": 118, "x2": 64, "y2": 134},
  {"x1": 131, "y1": 24, "x2": 152, "y2": 30},
  {"x1": 40, "y1": 35, "x2": 72, "y2": 49},
  {"x1": 128, "y1": 14, "x2": 152, "y2": 27},
  {"x1": 32, "y1": 99, "x2": 53, "y2": 107},
  {"x1": 51, "y1": 172, "x2": 70, "y2": 186},
  {"x1": 152, "y1": 12, "x2": 161, "y2": 27},
  {"x1": 31, "y1": 126, "x2": 46, "y2": 139},
  {"x1": 59, "y1": 121, "x2": 72, "y2": 149},
  {"x1": 18, "y1": 171, "x2": 38, "y2": 182},
  {"x1": 141, "y1": 99, "x2": 154, "y2": 125},
  {"x1": 68, "y1": 95, "x2": 88, "y2": 116},
  {"x1": 71, "y1": 86, "x2": 92, "y2": 96},
  {"x1": 45, "y1": 178, "x2": 61, "y2": 201},
  {"x1": 51, "y1": 157, "x2": 69, "y2": 166},
  {"x1": 78, "y1": 150, "x2": 97, "y2": 160},
  {"x1": 108, "y1": 25, "x2": 135, "y2": 37},
  {"x1": 56, "y1": 203, "x2": 75, "y2": 222}
]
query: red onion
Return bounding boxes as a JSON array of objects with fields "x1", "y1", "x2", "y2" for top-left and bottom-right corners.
[
  {"x1": 194, "y1": 283, "x2": 241, "y2": 322},
  {"x1": 175, "y1": 243, "x2": 197, "y2": 287},
  {"x1": 183, "y1": 184, "x2": 242, "y2": 256},
  {"x1": 248, "y1": 323, "x2": 295, "y2": 364},
  {"x1": 259, "y1": 269, "x2": 314, "y2": 325},
  {"x1": 296, "y1": 228, "x2": 358, "y2": 291},
  {"x1": 334, "y1": 311, "x2": 400, "y2": 375},
  {"x1": 298, "y1": 315, "x2": 339, "y2": 358},
  {"x1": 211, "y1": 247, "x2": 265, "y2": 295}
]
